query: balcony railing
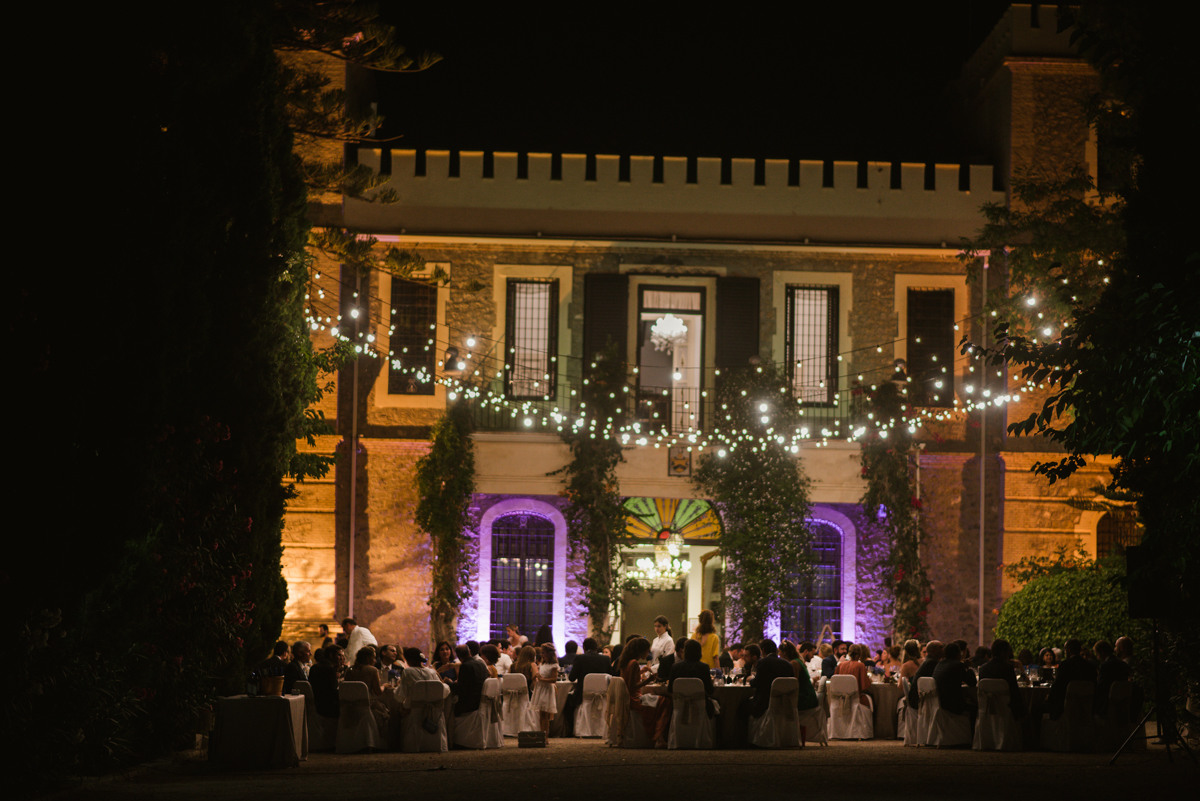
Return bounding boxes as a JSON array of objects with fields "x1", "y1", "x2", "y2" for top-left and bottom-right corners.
[{"x1": 470, "y1": 377, "x2": 857, "y2": 441}]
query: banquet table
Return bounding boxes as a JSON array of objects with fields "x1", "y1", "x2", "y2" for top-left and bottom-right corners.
[
  {"x1": 209, "y1": 694, "x2": 308, "y2": 769},
  {"x1": 712, "y1": 685, "x2": 754, "y2": 748},
  {"x1": 864, "y1": 682, "x2": 903, "y2": 739}
]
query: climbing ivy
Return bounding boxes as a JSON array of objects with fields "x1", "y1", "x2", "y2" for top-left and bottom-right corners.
[
  {"x1": 555, "y1": 342, "x2": 629, "y2": 646},
  {"x1": 857, "y1": 381, "x2": 933, "y2": 642},
  {"x1": 416, "y1": 397, "x2": 476, "y2": 648},
  {"x1": 693, "y1": 365, "x2": 813, "y2": 642}
]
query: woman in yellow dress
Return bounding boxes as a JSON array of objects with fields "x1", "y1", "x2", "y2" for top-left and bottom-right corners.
[{"x1": 689, "y1": 609, "x2": 721, "y2": 668}]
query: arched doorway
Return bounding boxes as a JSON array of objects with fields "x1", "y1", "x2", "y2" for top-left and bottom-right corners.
[{"x1": 780, "y1": 519, "x2": 843, "y2": 642}]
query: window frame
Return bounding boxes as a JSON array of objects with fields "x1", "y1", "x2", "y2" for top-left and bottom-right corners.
[
  {"x1": 504, "y1": 278, "x2": 559, "y2": 400},
  {"x1": 785, "y1": 284, "x2": 840, "y2": 407}
]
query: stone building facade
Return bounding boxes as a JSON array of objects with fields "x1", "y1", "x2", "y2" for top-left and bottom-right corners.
[{"x1": 280, "y1": 5, "x2": 1127, "y2": 651}]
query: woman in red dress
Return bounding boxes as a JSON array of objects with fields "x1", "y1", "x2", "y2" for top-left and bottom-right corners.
[
  {"x1": 619, "y1": 637, "x2": 672, "y2": 747},
  {"x1": 835, "y1": 643, "x2": 873, "y2": 706}
]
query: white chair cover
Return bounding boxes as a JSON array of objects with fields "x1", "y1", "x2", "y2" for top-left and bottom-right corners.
[
  {"x1": 335, "y1": 681, "x2": 383, "y2": 754},
  {"x1": 913, "y1": 676, "x2": 938, "y2": 745},
  {"x1": 605, "y1": 676, "x2": 633, "y2": 747},
  {"x1": 454, "y1": 698, "x2": 487, "y2": 750},
  {"x1": 668, "y1": 678, "x2": 714, "y2": 749},
  {"x1": 797, "y1": 704, "x2": 828, "y2": 746},
  {"x1": 973, "y1": 678, "x2": 1021, "y2": 751},
  {"x1": 828, "y1": 674, "x2": 874, "y2": 740},
  {"x1": 575, "y1": 672, "x2": 609, "y2": 738},
  {"x1": 481, "y1": 677, "x2": 504, "y2": 749},
  {"x1": 749, "y1": 677, "x2": 801, "y2": 748},
  {"x1": 1098, "y1": 680, "x2": 1142, "y2": 751},
  {"x1": 295, "y1": 681, "x2": 337, "y2": 752},
  {"x1": 500, "y1": 673, "x2": 530, "y2": 738},
  {"x1": 402, "y1": 680, "x2": 448, "y2": 753},
  {"x1": 919, "y1": 677, "x2": 970, "y2": 748},
  {"x1": 897, "y1": 677, "x2": 914, "y2": 743},
  {"x1": 1041, "y1": 681, "x2": 1097, "y2": 752}
]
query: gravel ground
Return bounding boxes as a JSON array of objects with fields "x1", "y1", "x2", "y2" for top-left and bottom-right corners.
[{"x1": 55, "y1": 729, "x2": 1196, "y2": 800}]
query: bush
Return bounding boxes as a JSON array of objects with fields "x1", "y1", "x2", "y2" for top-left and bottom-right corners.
[{"x1": 995, "y1": 557, "x2": 1134, "y2": 655}]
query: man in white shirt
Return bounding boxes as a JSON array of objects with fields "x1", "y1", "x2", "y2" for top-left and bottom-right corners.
[
  {"x1": 495, "y1": 641, "x2": 513, "y2": 675},
  {"x1": 342, "y1": 617, "x2": 377, "y2": 661}
]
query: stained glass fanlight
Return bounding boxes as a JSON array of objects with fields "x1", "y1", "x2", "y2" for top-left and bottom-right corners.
[{"x1": 623, "y1": 498, "x2": 721, "y2": 590}]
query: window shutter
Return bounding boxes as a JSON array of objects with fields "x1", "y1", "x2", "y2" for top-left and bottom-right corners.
[
  {"x1": 716, "y1": 277, "x2": 760, "y2": 372},
  {"x1": 583, "y1": 272, "x2": 628, "y2": 369},
  {"x1": 546, "y1": 280, "x2": 559, "y2": 398}
]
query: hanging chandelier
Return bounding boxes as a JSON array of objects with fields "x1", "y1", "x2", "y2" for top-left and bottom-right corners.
[
  {"x1": 650, "y1": 314, "x2": 688, "y2": 354},
  {"x1": 627, "y1": 529, "x2": 690, "y2": 590}
]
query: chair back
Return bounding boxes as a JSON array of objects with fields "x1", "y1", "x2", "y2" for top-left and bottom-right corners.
[
  {"x1": 501, "y1": 673, "x2": 528, "y2": 693},
  {"x1": 770, "y1": 677, "x2": 800, "y2": 720},
  {"x1": 295, "y1": 680, "x2": 314, "y2": 703},
  {"x1": 672, "y1": 677, "x2": 706, "y2": 726},
  {"x1": 916, "y1": 676, "x2": 936, "y2": 698},
  {"x1": 829, "y1": 674, "x2": 858, "y2": 698},
  {"x1": 339, "y1": 680, "x2": 369, "y2": 702},
  {"x1": 482, "y1": 677, "x2": 502, "y2": 698},
  {"x1": 582, "y1": 672, "x2": 609, "y2": 695},
  {"x1": 976, "y1": 678, "x2": 1010, "y2": 716},
  {"x1": 411, "y1": 679, "x2": 445, "y2": 704}
]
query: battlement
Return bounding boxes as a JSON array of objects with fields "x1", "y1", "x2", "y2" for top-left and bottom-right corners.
[
  {"x1": 961, "y1": 3, "x2": 1082, "y2": 91},
  {"x1": 344, "y1": 149, "x2": 1005, "y2": 247}
]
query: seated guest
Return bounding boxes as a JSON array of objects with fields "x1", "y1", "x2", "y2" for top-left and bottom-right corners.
[
  {"x1": 1115, "y1": 636, "x2": 1134, "y2": 665},
  {"x1": 493, "y1": 641, "x2": 513, "y2": 676},
  {"x1": 259, "y1": 640, "x2": 290, "y2": 672},
  {"x1": 466, "y1": 640, "x2": 485, "y2": 664},
  {"x1": 308, "y1": 645, "x2": 343, "y2": 719},
  {"x1": 741, "y1": 643, "x2": 762, "y2": 679},
  {"x1": 432, "y1": 641, "x2": 457, "y2": 679},
  {"x1": 835, "y1": 644, "x2": 873, "y2": 706},
  {"x1": 620, "y1": 637, "x2": 672, "y2": 747},
  {"x1": 735, "y1": 640, "x2": 793, "y2": 744},
  {"x1": 400, "y1": 647, "x2": 441, "y2": 705},
  {"x1": 822, "y1": 642, "x2": 842, "y2": 678},
  {"x1": 480, "y1": 644, "x2": 500, "y2": 678},
  {"x1": 898, "y1": 640, "x2": 921, "y2": 682},
  {"x1": 907, "y1": 640, "x2": 943, "y2": 709},
  {"x1": 345, "y1": 646, "x2": 385, "y2": 696},
  {"x1": 447, "y1": 644, "x2": 489, "y2": 721},
  {"x1": 608, "y1": 643, "x2": 624, "y2": 675},
  {"x1": 513, "y1": 645, "x2": 538, "y2": 695},
  {"x1": 1017, "y1": 648, "x2": 1036, "y2": 667},
  {"x1": 560, "y1": 640, "x2": 579, "y2": 671},
  {"x1": 933, "y1": 641, "x2": 977, "y2": 724},
  {"x1": 1047, "y1": 638, "x2": 1097, "y2": 720},
  {"x1": 978, "y1": 639, "x2": 1024, "y2": 720},
  {"x1": 656, "y1": 637, "x2": 687, "y2": 681},
  {"x1": 345, "y1": 645, "x2": 390, "y2": 733},
  {"x1": 971, "y1": 646, "x2": 991, "y2": 669},
  {"x1": 719, "y1": 642, "x2": 744, "y2": 672},
  {"x1": 668, "y1": 638, "x2": 717, "y2": 717},
  {"x1": 283, "y1": 640, "x2": 312, "y2": 694},
  {"x1": 562, "y1": 637, "x2": 612, "y2": 736},
  {"x1": 1093, "y1": 640, "x2": 1131, "y2": 717},
  {"x1": 1039, "y1": 647, "x2": 1059, "y2": 671},
  {"x1": 376, "y1": 644, "x2": 400, "y2": 674},
  {"x1": 779, "y1": 641, "x2": 820, "y2": 711}
]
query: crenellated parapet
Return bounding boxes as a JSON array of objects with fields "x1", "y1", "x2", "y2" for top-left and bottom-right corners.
[{"x1": 345, "y1": 148, "x2": 1005, "y2": 247}]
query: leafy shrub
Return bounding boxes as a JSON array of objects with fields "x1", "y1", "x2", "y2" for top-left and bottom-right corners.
[{"x1": 995, "y1": 556, "x2": 1134, "y2": 655}]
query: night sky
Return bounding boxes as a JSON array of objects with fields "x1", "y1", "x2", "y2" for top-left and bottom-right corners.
[{"x1": 377, "y1": 2, "x2": 1013, "y2": 166}]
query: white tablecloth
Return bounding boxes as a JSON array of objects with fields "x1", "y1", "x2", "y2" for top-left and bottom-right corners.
[{"x1": 210, "y1": 694, "x2": 307, "y2": 769}]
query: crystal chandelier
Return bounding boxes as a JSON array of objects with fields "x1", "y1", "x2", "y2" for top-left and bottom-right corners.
[
  {"x1": 650, "y1": 314, "x2": 688, "y2": 354},
  {"x1": 627, "y1": 530, "x2": 690, "y2": 590}
]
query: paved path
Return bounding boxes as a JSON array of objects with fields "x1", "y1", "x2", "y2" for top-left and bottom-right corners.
[{"x1": 60, "y1": 734, "x2": 1195, "y2": 800}]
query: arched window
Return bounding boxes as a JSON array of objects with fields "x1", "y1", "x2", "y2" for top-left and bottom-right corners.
[
  {"x1": 780, "y1": 520, "x2": 842, "y2": 642},
  {"x1": 489, "y1": 512, "x2": 555, "y2": 640},
  {"x1": 1096, "y1": 509, "x2": 1140, "y2": 559}
]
